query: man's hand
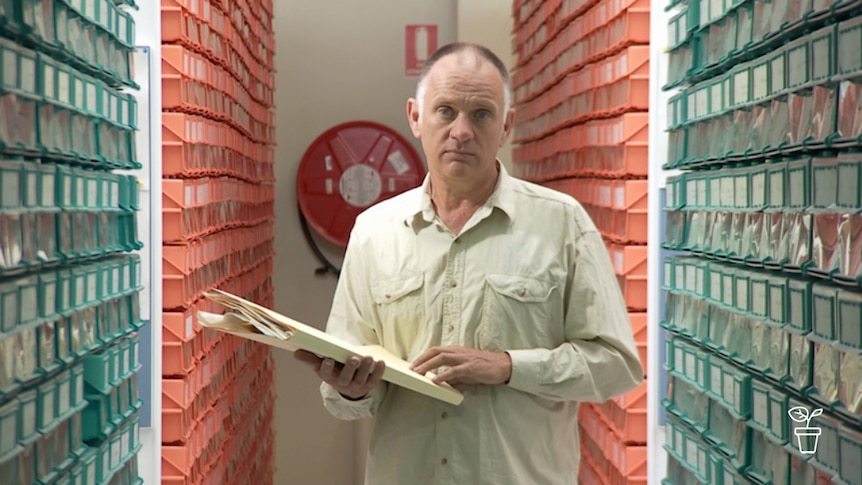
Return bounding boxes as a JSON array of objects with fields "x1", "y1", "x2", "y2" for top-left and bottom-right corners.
[
  {"x1": 411, "y1": 346, "x2": 512, "y2": 385},
  {"x1": 294, "y1": 350, "x2": 386, "y2": 400}
]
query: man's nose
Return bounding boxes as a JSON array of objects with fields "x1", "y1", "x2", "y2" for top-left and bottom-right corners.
[{"x1": 449, "y1": 113, "x2": 474, "y2": 142}]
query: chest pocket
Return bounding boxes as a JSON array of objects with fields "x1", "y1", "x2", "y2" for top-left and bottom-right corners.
[
  {"x1": 476, "y1": 273, "x2": 561, "y2": 351},
  {"x1": 371, "y1": 272, "x2": 425, "y2": 356}
]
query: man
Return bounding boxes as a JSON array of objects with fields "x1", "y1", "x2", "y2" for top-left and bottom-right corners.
[{"x1": 296, "y1": 42, "x2": 643, "y2": 484}]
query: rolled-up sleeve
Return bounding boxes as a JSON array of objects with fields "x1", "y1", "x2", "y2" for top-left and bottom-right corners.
[{"x1": 507, "y1": 219, "x2": 644, "y2": 402}]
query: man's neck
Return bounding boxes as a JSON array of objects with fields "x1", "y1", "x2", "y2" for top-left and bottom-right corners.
[{"x1": 429, "y1": 167, "x2": 500, "y2": 235}]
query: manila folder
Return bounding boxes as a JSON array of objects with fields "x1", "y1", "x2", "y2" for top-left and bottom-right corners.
[{"x1": 196, "y1": 289, "x2": 463, "y2": 406}]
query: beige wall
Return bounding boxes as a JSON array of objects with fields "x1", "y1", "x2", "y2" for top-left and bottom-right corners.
[
  {"x1": 272, "y1": 2, "x2": 457, "y2": 484},
  {"x1": 457, "y1": 0, "x2": 516, "y2": 171}
]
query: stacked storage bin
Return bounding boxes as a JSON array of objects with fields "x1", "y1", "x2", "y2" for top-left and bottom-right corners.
[
  {"x1": 510, "y1": 0, "x2": 650, "y2": 483},
  {"x1": 160, "y1": 0, "x2": 277, "y2": 483},
  {"x1": 661, "y1": 0, "x2": 862, "y2": 483},
  {"x1": 0, "y1": 0, "x2": 144, "y2": 483}
]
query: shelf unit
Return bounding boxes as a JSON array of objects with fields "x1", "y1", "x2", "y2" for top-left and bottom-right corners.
[
  {"x1": 511, "y1": 0, "x2": 651, "y2": 483},
  {"x1": 0, "y1": 0, "x2": 144, "y2": 483},
  {"x1": 661, "y1": 1, "x2": 862, "y2": 483},
  {"x1": 159, "y1": 0, "x2": 277, "y2": 483}
]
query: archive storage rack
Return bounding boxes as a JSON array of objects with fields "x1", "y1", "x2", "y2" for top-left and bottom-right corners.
[
  {"x1": 661, "y1": 0, "x2": 862, "y2": 483},
  {"x1": 0, "y1": 0, "x2": 145, "y2": 484},
  {"x1": 160, "y1": 0, "x2": 277, "y2": 483},
  {"x1": 510, "y1": 0, "x2": 650, "y2": 483}
]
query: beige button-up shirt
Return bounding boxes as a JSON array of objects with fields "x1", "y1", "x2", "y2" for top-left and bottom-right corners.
[{"x1": 321, "y1": 164, "x2": 643, "y2": 484}]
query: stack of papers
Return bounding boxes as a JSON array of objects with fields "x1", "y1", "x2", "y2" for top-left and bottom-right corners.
[{"x1": 197, "y1": 289, "x2": 463, "y2": 405}]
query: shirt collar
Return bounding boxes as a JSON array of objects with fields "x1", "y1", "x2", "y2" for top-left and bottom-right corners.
[{"x1": 402, "y1": 160, "x2": 516, "y2": 227}]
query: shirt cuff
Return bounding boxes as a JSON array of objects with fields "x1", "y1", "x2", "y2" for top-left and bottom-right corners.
[
  {"x1": 505, "y1": 347, "x2": 590, "y2": 398},
  {"x1": 321, "y1": 381, "x2": 383, "y2": 420},
  {"x1": 505, "y1": 348, "x2": 547, "y2": 395}
]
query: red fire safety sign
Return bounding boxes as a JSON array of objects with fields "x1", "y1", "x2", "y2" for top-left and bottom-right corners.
[{"x1": 405, "y1": 25, "x2": 438, "y2": 77}]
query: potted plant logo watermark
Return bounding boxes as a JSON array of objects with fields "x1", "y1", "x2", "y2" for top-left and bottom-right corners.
[{"x1": 788, "y1": 406, "x2": 823, "y2": 454}]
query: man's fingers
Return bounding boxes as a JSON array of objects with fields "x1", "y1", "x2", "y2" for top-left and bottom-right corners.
[
  {"x1": 294, "y1": 350, "x2": 322, "y2": 368},
  {"x1": 295, "y1": 352, "x2": 385, "y2": 397},
  {"x1": 368, "y1": 360, "x2": 386, "y2": 385},
  {"x1": 352, "y1": 356, "x2": 375, "y2": 386},
  {"x1": 337, "y1": 357, "x2": 361, "y2": 387},
  {"x1": 319, "y1": 358, "x2": 339, "y2": 380},
  {"x1": 412, "y1": 353, "x2": 457, "y2": 376},
  {"x1": 410, "y1": 347, "x2": 444, "y2": 370},
  {"x1": 432, "y1": 365, "x2": 465, "y2": 385}
]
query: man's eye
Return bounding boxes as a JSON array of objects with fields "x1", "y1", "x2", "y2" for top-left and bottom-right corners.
[
  {"x1": 475, "y1": 110, "x2": 491, "y2": 120},
  {"x1": 438, "y1": 107, "x2": 453, "y2": 117}
]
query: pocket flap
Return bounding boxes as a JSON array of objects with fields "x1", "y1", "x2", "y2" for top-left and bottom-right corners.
[
  {"x1": 372, "y1": 272, "x2": 424, "y2": 304},
  {"x1": 485, "y1": 273, "x2": 556, "y2": 302}
]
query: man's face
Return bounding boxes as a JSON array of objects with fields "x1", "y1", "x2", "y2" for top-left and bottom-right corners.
[{"x1": 407, "y1": 53, "x2": 514, "y2": 183}]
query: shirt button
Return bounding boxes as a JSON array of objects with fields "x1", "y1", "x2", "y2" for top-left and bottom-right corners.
[
  {"x1": 441, "y1": 412, "x2": 448, "y2": 419},
  {"x1": 454, "y1": 238, "x2": 461, "y2": 244},
  {"x1": 447, "y1": 325, "x2": 454, "y2": 333},
  {"x1": 441, "y1": 458, "x2": 448, "y2": 466},
  {"x1": 450, "y1": 280, "x2": 457, "y2": 288}
]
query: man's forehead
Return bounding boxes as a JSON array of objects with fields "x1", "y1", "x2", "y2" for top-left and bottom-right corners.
[
  {"x1": 426, "y1": 52, "x2": 503, "y2": 90},
  {"x1": 433, "y1": 50, "x2": 490, "y2": 73}
]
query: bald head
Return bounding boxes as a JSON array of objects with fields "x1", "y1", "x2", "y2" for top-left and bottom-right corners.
[{"x1": 415, "y1": 43, "x2": 512, "y2": 115}]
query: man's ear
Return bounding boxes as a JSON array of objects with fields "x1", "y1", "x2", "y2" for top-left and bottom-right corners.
[
  {"x1": 500, "y1": 108, "x2": 515, "y2": 147},
  {"x1": 407, "y1": 98, "x2": 421, "y2": 138}
]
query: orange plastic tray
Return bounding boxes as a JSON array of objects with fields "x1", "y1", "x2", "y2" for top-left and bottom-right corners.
[
  {"x1": 616, "y1": 273, "x2": 647, "y2": 312},
  {"x1": 573, "y1": 113, "x2": 649, "y2": 148},
  {"x1": 629, "y1": 312, "x2": 647, "y2": 373},
  {"x1": 581, "y1": 405, "x2": 648, "y2": 480},
  {"x1": 515, "y1": 0, "x2": 601, "y2": 65},
  {"x1": 163, "y1": 112, "x2": 270, "y2": 150},
  {"x1": 162, "y1": 197, "x2": 272, "y2": 245},
  {"x1": 608, "y1": 465, "x2": 648, "y2": 485},
  {"x1": 163, "y1": 304, "x2": 223, "y2": 359},
  {"x1": 226, "y1": 414, "x2": 274, "y2": 485},
  {"x1": 163, "y1": 77, "x2": 274, "y2": 143},
  {"x1": 547, "y1": 178, "x2": 647, "y2": 210},
  {"x1": 514, "y1": 46, "x2": 650, "y2": 141},
  {"x1": 163, "y1": 222, "x2": 275, "y2": 274},
  {"x1": 514, "y1": 78, "x2": 649, "y2": 142},
  {"x1": 163, "y1": 178, "x2": 276, "y2": 210},
  {"x1": 604, "y1": 431, "x2": 647, "y2": 477},
  {"x1": 513, "y1": 0, "x2": 650, "y2": 102},
  {"x1": 163, "y1": 339, "x2": 196, "y2": 378},
  {"x1": 579, "y1": 403, "x2": 603, "y2": 443},
  {"x1": 162, "y1": 253, "x2": 273, "y2": 311},
  {"x1": 579, "y1": 452, "x2": 608, "y2": 485},
  {"x1": 161, "y1": 7, "x2": 275, "y2": 106},
  {"x1": 542, "y1": 179, "x2": 648, "y2": 244},
  {"x1": 513, "y1": 144, "x2": 648, "y2": 181},
  {"x1": 164, "y1": 0, "x2": 276, "y2": 83},
  {"x1": 162, "y1": 339, "x2": 270, "y2": 448},
  {"x1": 163, "y1": 443, "x2": 203, "y2": 484},
  {"x1": 162, "y1": 0, "x2": 275, "y2": 73},
  {"x1": 513, "y1": 113, "x2": 648, "y2": 166},
  {"x1": 608, "y1": 379, "x2": 648, "y2": 444},
  {"x1": 162, "y1": 201, "x2": 274, "y2": 242},
  {"x1": 580, "y1": 429, "x2": 611, "y2": 483},
  {"x1": 163, "y1": 235, "x2": 274, "y2": 286},
  {"x1": 604, "y1": 205, "x2": 650, "y2": 244},
  {"x1": 606, "y1": 243, "x2": 647, "y2": 277},
  {"x1": 162, "y1": 142, "x2": 275, "y2": 181},
  {"x1": 162, "y1": 45, "x2": 275, "y2": 127},
  {"x1": 592, "y1": 46, "x2": 650, "y2": 89}
]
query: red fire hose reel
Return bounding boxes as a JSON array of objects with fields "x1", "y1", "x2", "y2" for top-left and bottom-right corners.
[{"x1": 297, "y1": 121, "x2": 426, "y2": 272}]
